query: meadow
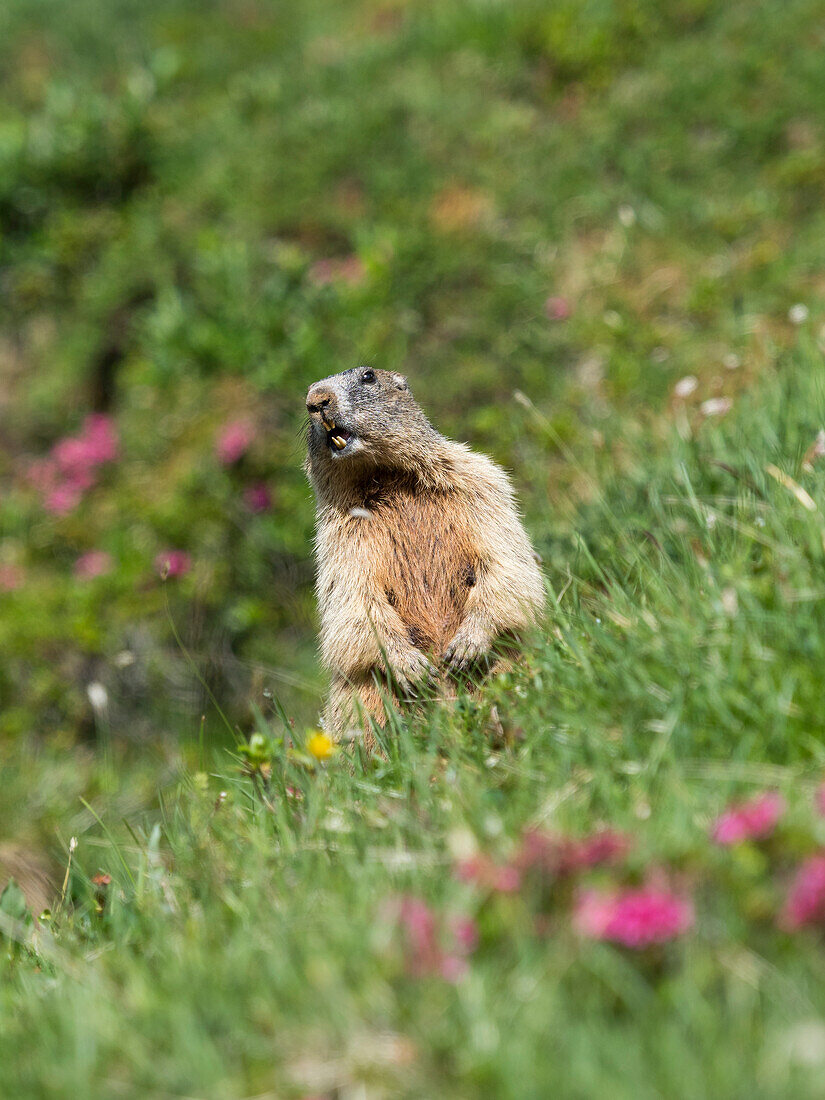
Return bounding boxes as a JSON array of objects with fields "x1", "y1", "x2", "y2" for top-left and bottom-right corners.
[{"x1": 2, "y1": 0, "x2": 825, "y2": 1095}]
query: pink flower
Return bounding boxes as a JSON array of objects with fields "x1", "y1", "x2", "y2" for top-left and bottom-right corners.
[
  {"x1": 574, "y1": 887, "x2": 694, "y2": 948},
  {"x1": 0, "y1": 564, "x2": 24, "y2": 591},
  {"x1": 517, "y1": 828, "x2": 632, "y2": 877},
  {"x1": 73, "y1": 551, "x2": 113, "y2": 580},
  {"x1": 308, "y1": 255, "x2": 366, "y2": 287},
  {"x1": 437, "y1": 954, "x2": 468, "y2": 982},
  {"x1": 815, "y1": 783, "x2": 825, "y2": 818},
  {"x1": 53, "y1": 416, "x2": 117, "y2": 472},
  {"x1": 30, "y1": 414, "x2": 119, "y2": 514},
  {"x1": 711, "y1": 791, "x2": 785, "y2": 845},
  {"x1": 27, "y1": 457, "x2": 58, "y2": 492},
  {"x1": 81, "y1": 414, "x2": 119, "y2": 464},
  {"x1": 577, "y1": 830, "x2": 633, "y2": 867},
  {"x1": 243, "y1": 483, "x2": 272, "y2": 513},
  {"x1": 454, "y1": 854, "x2": 521, "y2": 893},
  {"x1": 450, "y1": 915, "x2": 479, "y2": 954},
  {"x1": 155, "y1": 550, "x2": 191, "y2": 578},
  {"x1": 45, "y1": 482, "x2": 87, "y2": 515},
  {"x1": 54, "y1": 415, "x2": 118, "y2": 472},
  {"x1": 545, "y1": 295, "x2": 571, "y2": 321},
  {"x1": 53, "y1": 436, "x2": 95, "y2": 474},
  {"x1": 781, "y1": 855, "x2": 825, "y2": 930},
  {"x1": 392, "y1": 897, "x2": 477, "y2": 982},
  {"x1": 396, "y1": 897, "x2": 442, "y2": 978},
  {"x1": 216, "y1": 420, "x2": 255, "y2": 466}
]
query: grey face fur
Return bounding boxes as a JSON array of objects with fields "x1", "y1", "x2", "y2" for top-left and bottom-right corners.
[{"x1": 305, "y1": 366, "x2": 434, "y2": 468}]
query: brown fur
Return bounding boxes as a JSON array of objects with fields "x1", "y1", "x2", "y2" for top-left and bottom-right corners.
[
  {"x1": 305, "y1": 367, "x2": 545, "y2": 739},
  {"x1": 0, "y1": 843, "x2": 55, "y2": 920}
]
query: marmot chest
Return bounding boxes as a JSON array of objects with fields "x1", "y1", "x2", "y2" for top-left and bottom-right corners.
[{"x1": 370, "y1": 490, "x2": 476, "y2": 654}]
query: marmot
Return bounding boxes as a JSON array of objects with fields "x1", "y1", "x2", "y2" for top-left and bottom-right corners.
[{"x1": 305, "y1": 366, "x2": 544, "y2": 737}]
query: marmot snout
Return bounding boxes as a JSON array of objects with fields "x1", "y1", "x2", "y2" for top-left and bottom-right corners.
[
  {"x1": 306, "y1": 366, "x2": 435, "y2": 473},
  {"x1": 305, "y1": 366, "x2": 544, "y2": 738}
]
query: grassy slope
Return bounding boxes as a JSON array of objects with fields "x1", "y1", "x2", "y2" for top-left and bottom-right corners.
[
  {"x1": 3, "y1": 349, "x2": 825, "y2": 1098},
  {"x1": 2, "y1": 1, "x2": 825, "y2": 1096},
  {"x1": 2, "y1": 0, "x2": 825, "y2": 736}
]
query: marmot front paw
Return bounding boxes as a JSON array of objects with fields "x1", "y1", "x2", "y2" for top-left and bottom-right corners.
[
  {"x1": 443, "y1": 622, "x2": 492, "y2": 672},
  {"x1": 384, "y1": 647, "x2": 437, "y2": 693}
]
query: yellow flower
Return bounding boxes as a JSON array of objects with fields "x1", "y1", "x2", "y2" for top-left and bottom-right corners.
[{"x1": 306, "y1": 731, "x2": 336, "y2": 762}]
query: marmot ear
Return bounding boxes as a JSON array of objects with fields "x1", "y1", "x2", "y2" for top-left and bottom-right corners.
[{"x1": 391, "y1": 373, "x2": 408, "y2": 391}]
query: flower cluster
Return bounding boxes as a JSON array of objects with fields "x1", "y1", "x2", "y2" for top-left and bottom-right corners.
[
  {"x1": 29, "y1": 414, "x2": 119, "y2": 515},
  {"x1": 781, "y1": 855, "x2": 825, "y2": 930},
  {"x1": 386, "y1": 823, "x2": 692, "y2": 979},
  {"x1": 711, "y1": 791, "x2": 785, "y2": 845},
  {"x1": 74, "y1": 550, "x2": 113, "y2": 580},
  {"x1": 372, "y1": 780, "x2": 825, "y2": 992},
  {"x1": 0, "y1": 563, "x2": 24, "y2": 591},
  {"x1": 243, "y1": 483, "x2": 271, "y2": 513},
  {"x1": 710, "y1": 786, "x2": 825, "y2": 936},
  {"x1": 391, "y1": 896, "x2": 478, "y2": 982},
  {"x1": 574, "y1": 888, "x2": 694, "y2": 948},
  {"x1": 455, "y1": 827, "x2": 633, "y2": 899},
  {"x1": 215, "y1": 419, "x2": 255, "y2": 466},
  {"x1": 451, "y1": 827, "x2": 693, "y2": 953},
  {"x1": 516, "y1": 827, "x2": 632, "y2": 878},
  {"x1": 155, "y1": 550, "x2": 191, "y2": 579},
  {"x1": 454, "y1": 854, "x2": 521, "y2": 893},
  {"x1": 214, "y1": 419, "x2": 273, "y2": 515},
  {"x1": 545, "y1": 295, "x2": 571, "y2": 321}
]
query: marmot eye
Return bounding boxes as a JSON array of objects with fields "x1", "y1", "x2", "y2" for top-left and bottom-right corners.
[{"x1": 361, "y1": 369, "x2": 376, "y2": 384}]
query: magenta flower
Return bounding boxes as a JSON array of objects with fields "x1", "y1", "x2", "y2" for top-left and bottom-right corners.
[
  {"x1": 577, "y1": 830, "x2": 633, "y2": 867},
  {"x1": 31, "y1": 414, "x2": 119, "y2": 514},
  {"x1": 711, "y1": 791, "x2": 785, "y2": 845},
  {"x1": 391, "y1": 897, "x2": 477, "y2": 982},
  {"x1": 781, "y1": 855, "x2": 825, "y2": 930},
  {"x1": 545, "y1": 295, "x2": 571, "y2": 321},
  {"x1": 155, "y1": 550, "x2": 191, "y2": 578},
  {"x1": 517, "y1": 828, "x2": 632, "y2": 877},
  {"x1": 27, "y1": 457, "x2": 57, "y2": 492},
  {"x1": 45, "y1": 481, "x2": 87, "y2": 515},
  {"x1": 574, "y1": 887, "x2": 694, "y2": 949},
  {"x1": 396, "y1": 897, "x2": 439, "y2": 975},
  {"x1": 454, "y1": 854, "x2": 521, "y2": 893},
  {"x1": 53, "y1": 436, "x2": 95, "y2": 474},
  {"x1": 437, "y1": 954, "x2": 468, "y2": 982},
  {"x1": 74, "y1": 551, "x2": 113, "y2": 580},
  {"x1": 243, "y1": 483, "x2": 272, "y2": 513},
  {"x1": 216, "y1": 420, "x2": 255, "y2": 466},
  {"x1": 450, "y1": 915, "x2": 479, "y2": 954},
  {"x1": 0, "y1": 564, "x2": 24, "y2": 591},
  {"x1": 84, "y1": 414, "x2": 119, "y2": 463},
  {"x1": 59, "y1": 415, "x2": 117, "y2": 470},
  {"x1": 53, "y1": 415, "x2": 118, "y2": 473}
]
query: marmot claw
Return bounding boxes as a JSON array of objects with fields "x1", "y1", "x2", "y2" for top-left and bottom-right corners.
[
  {"x1": 386, "y1": 648, "x2": 437, "y2": 693},
  {"x1": 443, "y1": 625, "x2": 491, "y2": 671}
]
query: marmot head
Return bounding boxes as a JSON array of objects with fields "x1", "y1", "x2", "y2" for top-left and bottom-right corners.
[{"x1": 306, "y1": 366, "x2": 434, "y2": 472}]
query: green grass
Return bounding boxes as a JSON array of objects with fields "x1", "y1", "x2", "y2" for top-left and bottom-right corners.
[
  {"x1": 3, "y1": 0, "x2": 825, "y2": 1095},
  {"x1": 2, "y1": 0, "x2": 825, "y2": 737},
  {"x1": 4, "y1": 347, "x2": 825, "y2": 1097}
]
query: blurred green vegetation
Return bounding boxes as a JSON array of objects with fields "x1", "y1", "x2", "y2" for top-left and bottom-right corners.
[
  {"x1": 3, "y1": 2, "x2": 825, "y2": 1093},
  {"x1": 3, "y1": 336, "x2": 825, "y2": 1099},
  {"x1": 2, "y1": 0, "x2": 825, "y2": 743}
]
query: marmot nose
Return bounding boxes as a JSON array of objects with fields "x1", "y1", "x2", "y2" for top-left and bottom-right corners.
[{"x1": 306, "y1": 386, "x2": 335, "y2": 415}]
